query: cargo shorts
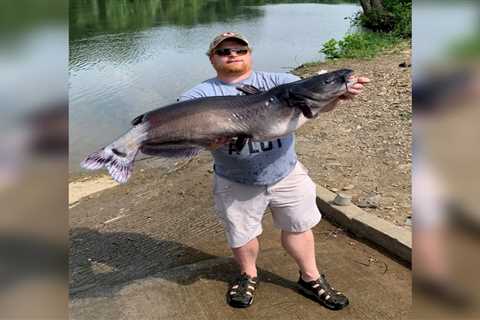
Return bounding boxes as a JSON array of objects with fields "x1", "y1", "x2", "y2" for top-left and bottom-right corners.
[{"x1": 213, "y1": 161, "x2": 321, "y2": 248}]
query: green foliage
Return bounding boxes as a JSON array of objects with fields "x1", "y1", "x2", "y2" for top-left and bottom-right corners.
[
  {"x1": 357, "y1": 0, "x2": 411, "y2": 38},
  {"x1": 320, "y1": 32, "x2": 400, "y2": 59},
  {"x1": 321, "y1": 39, "x2": 342, "y2": 59},
  {"x1": 385, "y1": 0, "x2": 411, "y2": 38},
  {"x1": 359, "y1": 9, "x2": 396, "y2": 33}
]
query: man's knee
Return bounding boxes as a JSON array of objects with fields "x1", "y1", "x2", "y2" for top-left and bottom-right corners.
[{"x1": 281, "y1": 229, "x2": 310, "y2": 236}]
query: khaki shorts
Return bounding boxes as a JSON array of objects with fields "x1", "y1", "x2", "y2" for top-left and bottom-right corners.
[{"x1": 213, "y1": 161, "x2": 321, "y2": 248}]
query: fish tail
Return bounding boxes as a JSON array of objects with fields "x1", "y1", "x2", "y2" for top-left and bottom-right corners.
[
  {"x1": 80, "y1": 123, "x2": 147, "y2": 183},
  {"x1": 81, "y1": 145, "x2": 139, "y2": 184}
]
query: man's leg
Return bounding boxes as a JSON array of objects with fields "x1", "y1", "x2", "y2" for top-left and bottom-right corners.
[
  {"x1": 281, "y1": 229, "x2": 320, "y2": 281},
  {"x1": 212, "y1": 174, "x2": 265, "y2": 307},
  {"x1": 231, "y1": 237, "x2": 259, "y2": 277},
  {"x1": 270, "y1": 163, "x2": 349, "y2": 309},
  {"x1": 282, "y1": 228, "x2": 349, "y2": 310}
]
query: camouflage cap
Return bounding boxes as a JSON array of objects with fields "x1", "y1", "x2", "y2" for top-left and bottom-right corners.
[{"x1": 207, "y1": 32, "x2": 250, "y2": 56}]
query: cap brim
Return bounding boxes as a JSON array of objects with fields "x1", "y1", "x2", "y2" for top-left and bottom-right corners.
[{"x1": 208, "y1": 37, "x2": 249, "y2": 55}]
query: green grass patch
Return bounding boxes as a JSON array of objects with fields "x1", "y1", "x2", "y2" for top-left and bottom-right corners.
[{"x1": 320, "y1": 32, "x2": 402, "y2": 60}]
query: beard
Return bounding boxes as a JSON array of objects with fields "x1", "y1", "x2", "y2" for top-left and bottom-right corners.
[{"x1": 214, "y1": 60, "x2": 251, "y2": 75}]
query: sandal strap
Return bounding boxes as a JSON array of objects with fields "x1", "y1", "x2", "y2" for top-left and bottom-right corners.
[
  {"x1": 298, "y1": 271, "x2": 349, "y2": 310},
  {"x1": 229, "y1": 273, "x2": 258, "y2": 297},
  {"x1": 301, "y1": 273, "x2": 344, "y2": 299}
]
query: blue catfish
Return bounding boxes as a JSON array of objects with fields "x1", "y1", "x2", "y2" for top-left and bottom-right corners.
[{"x1": 81, "y1": 69, "x2": 354, "y2": 183}]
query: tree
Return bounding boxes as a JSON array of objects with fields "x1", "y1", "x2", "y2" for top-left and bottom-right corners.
[
  {"x1": 357, "y1": 0, "x2": 411, "y2": 38},
  {"x1": 359, "y1": 0, "x2": 385, "y2": 14}
]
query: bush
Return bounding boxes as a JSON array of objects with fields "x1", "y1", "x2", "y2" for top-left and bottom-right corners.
[
  {"x1": 359, "y1": 9, "x2": 396, "y2": 33},
  {"x1": 321, "y1": 39, "x2": 342, "y2": 59},
  {"x1": 320, "y1": 32, "x2": 400, "y2": 59},
  {"x1": 385, "y1": 0, "x2": 411, "y2": 38},
  {"x1": 356, "y1": 0, "x2": 411, "y2": 38}
]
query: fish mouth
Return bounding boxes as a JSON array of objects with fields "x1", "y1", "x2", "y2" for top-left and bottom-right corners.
[{"x1": 342, "y1": 69, "x2": 355, "y2": 92}]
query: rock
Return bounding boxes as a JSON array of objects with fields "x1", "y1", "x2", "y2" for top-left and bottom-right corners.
[
  {"x1": 342, "y1": 184, "x2": 354, "y2": 191},
  {"x1": 333, "y1": 193, "x2": 352, "y2": 206},
  {"x1": 330, "y1": 187, "x2": 339, "y2": 192},
  {"x1": 356, "y1": 192, "x2": 381, "y2": 208},
  {"x1": 404, "y1": 216, "x2": 412, "y2": 226},
  {"x1": 207, "y1": 169, "x2": 214, "y2": 173}
]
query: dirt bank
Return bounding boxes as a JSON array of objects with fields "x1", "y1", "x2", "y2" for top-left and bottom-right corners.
[{"x1": 292, "y1": 43, "x2": 412, "y2": 226}]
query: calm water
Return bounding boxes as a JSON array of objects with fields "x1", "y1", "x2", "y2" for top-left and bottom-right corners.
[{"x1": 69, "y1": 0, "x2": 360, "y2": 171}]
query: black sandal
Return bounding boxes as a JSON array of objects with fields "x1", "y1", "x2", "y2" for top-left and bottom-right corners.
[
  {"x1": 226, "y1": 273, "x2": 259, "y2": 308},
  {"x1": 297, "y1": 272, "x2": 349, "y2": 310}
]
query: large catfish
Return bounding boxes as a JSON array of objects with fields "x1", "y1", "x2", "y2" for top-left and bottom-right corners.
[{"x1": 81, "y1": 69, "x2": 354, "y2": 183}]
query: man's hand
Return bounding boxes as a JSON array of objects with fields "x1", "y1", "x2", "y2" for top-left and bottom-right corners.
[
  {"x1": 320, "y1": 75, "x2": 371, "y2": 113},
  {"x1": 340, "y1": 75, "x2": 371, "y2": 100},
  {"x1": 207, "y1": 137, "x2": 232, "y2": 150}
]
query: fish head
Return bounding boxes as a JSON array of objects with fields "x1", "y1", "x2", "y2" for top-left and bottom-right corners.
[
  {"x1": 289, "y1": 69, "x2": 353, "y2": 113},
  {"x1": 297, "y1": 68, "x2": 354, "y2": 100}
]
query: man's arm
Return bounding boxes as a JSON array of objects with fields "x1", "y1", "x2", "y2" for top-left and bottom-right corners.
[
  {"x1": 275, "y1": 72, "x2": 301, "y2": 86},
  {"x1": 177, "y1": 87, "x2": 206, "y2": 102}
]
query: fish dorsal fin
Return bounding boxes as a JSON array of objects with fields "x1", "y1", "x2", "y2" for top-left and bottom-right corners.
[
  {"x1": 131, "y1": 114, "x2": 145, "y2": 126},
  {"x1": 236, "y1": 84, "x2": 263, "y2": 95}
]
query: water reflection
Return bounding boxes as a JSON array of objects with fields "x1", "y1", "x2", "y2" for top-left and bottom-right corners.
[
  {"x1": 70, "y1": 0, "x2": 356, "y2": 40},
  {"x1": 70, "y1": 0, "x2": 261, "y2": 40}
]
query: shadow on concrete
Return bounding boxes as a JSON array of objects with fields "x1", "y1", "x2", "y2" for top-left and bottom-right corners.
[{"x1": 70, "y1": 227, "x2": 299, "y2": 299}]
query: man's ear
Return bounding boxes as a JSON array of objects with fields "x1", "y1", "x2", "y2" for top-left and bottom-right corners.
[{"x1": 209, "y1": 55, "x2": 214, "y2": 64}]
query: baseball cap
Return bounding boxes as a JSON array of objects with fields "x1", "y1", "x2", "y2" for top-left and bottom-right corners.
[{"x1": 207, "y1": 32, "x2": 250, "y2": 56}]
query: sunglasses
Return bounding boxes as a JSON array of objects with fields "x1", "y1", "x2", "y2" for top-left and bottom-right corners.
[{"x1": 214, "y1": 47, "x2": 249, "y2": 57}]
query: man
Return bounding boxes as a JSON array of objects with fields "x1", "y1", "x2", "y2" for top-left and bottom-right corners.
[{"x1": 178, "y1": 32, "x2": 369, "y2": 309}]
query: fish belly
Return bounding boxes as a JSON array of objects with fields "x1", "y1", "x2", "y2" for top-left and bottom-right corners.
[{"x1": 251, "y1": 112, "x2": 308, "y2": 141}]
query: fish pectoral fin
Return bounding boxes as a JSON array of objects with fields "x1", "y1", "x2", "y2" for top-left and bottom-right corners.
[
  {"x1": 236, "y1": 84, "x2": 263, "y2": 95},
  {"x1": 287, "y1": 88, "x2": 317, "y2": 119},
  {"x1": 298, "y1": 103, "x2": 315, "y2": 119},
  {"x1": 140, "y1": 144, "x2": 201, "y2": 158},
  {"x1": 288, "y1": 97, "x2": 315, "y2": 119}
]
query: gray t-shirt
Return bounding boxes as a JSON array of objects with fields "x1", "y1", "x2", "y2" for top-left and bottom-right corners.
[{"x1": 178, "y1": 71, "x2": 301, "y2": 185}]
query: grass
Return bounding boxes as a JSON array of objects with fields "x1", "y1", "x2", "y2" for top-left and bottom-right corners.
[
  {"x1": 320, "y1": 0, "x2": 411, "y2": 61},
  {"x1": 320, "y1": 31, "x2": 403, "y2": 60}
]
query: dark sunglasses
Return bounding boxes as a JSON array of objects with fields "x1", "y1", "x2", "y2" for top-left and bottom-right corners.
[{"x1": 214, "y1": 47, "x2": 249, "y2": 56}]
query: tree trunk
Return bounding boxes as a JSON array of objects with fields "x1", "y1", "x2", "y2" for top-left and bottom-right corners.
[{"x1": 359, "y1": 0, "x2": 385, "y2": 14}]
